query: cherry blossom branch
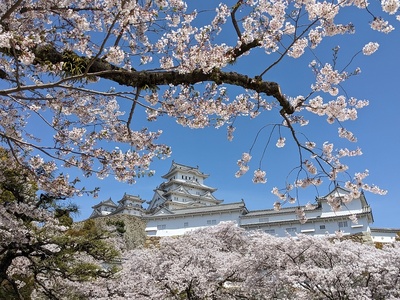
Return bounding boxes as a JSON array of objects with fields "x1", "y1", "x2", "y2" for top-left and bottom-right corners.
[
  {"x1": 126, "y1": 87, "x2": 140, "y2": 135},
  {"x1": 279, "y1": 110, "x2": 336, "y2": 184},
  {"x1": 0, "y1": 0, "x2": 24, "y2": 24},
  {"x1": 228, "y1": 39, "x2": 262, "y2": 60},
  {"x1": 84, "y1": 12, "x2": 122, "y2": 75},
  {"x1": 0, "y1": 46, "x2": 295, "y2": 115},
  {"x1": 231, "y1": 0, "x2": 244, "y2": 40},
  {"x1": 0, "y1": 131, "x2": 120, "y2": 178},
  {"x1": 259, "y1": 18, "x2": 320, "y2": 78},
  {"x1": 259, "y1": 125, "x2": 280, "y2": 168},
  {"x1": 0, "y1": 0, "x2": 392, "y2": 199}
]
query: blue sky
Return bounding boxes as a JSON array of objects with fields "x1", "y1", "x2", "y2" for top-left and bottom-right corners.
[
  {"x1": 1, "y1": 2, "x2": 398, "y2": 228},
  {"x1": 72, "y1": 3, "x2": 400, "y2": 229}
]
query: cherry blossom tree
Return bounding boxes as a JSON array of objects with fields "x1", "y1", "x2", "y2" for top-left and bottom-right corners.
[
  {"x1": 0, "y1": 1, "x2": 394, "y2": 199},
  {"x1": 78, "y1": 222, "x2": 400, "y2": 300},
  {"x1": 0, "y1": 148, "x2": 120, "y2": 299},
  {"x1": 3, "y1": 2, "x2": 399, "y2": 297}
]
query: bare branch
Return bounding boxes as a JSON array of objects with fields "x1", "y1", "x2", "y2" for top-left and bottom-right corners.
[
  {"x1": 126, "y1": 87, "x2": 140, "y2": 135},
  {"x1": 231, "y1": 0, "x2": 243, "y2": 40}
]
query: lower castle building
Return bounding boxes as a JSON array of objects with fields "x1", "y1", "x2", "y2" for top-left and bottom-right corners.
[{"x1": 90, "y1": 162, "x2": 398, "y2": 241}]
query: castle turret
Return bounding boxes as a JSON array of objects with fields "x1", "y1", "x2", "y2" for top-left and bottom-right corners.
[
  {"x1": 147, "y1": 161, "x2": 223, "y2": 212},
  {"x1": 113, "y1": 193, "x2": 145, "y2": 217},
  {"x1": 90, "y1": 198, "x2": 118, "y2": 218}
]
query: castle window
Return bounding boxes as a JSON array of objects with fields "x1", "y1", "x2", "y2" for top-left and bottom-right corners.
[
  {"x1": 286, "y1": 227, "x2": 297, "y2": 234},
  {"x1": 320, "y1": 225, "x2": 326, "y2": 230},
  {"x1": 338, "y1": 221, "x2": 348, "y2": 228},
  {"x1": 207, "y1": 220, "x2": 217, "y2": 225},
  {"x1": 265, "y1": 229, "x2": 275, "y2": 234},
  {"x1": 157, "y1": 224, "x2": 166, "y2": 230},
  {"x1": 184, "y1": 222, "x2": 189, "y2": 227}
]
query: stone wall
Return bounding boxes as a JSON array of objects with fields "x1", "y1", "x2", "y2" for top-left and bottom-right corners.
[{"x1": 77, "y1": 215, "x2": 147, "y2": 250}]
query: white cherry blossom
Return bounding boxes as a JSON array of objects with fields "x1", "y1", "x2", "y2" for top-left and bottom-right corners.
[
  {"x1": 362, "y1": 42, "x2": 380, "y2": 55},
  {"x1": 0, "y1": 0, "x2": 394, "y2": 216}
]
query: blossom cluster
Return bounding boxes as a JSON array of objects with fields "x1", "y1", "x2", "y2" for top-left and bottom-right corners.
[
  {"x1": 235, "y1": 152, "x2": 252, "y2": 178},
  {"x1": 370, "y1": 17, "x2": 395, "y2": 33},
  {"x1": 252, "y1": 169, "x2": 267, "y2": 183},
  {"x1": 0, "y1": 0, "x2": 395, "y2": 207},
  {"x1": 381, "y1": 0, "x2": 400, "y2": 14},
  {"x1": 295, "y1": 207, "x2": 308, "y2": 224},
  {"x1": 304, "y1": 160, "x2": 317, "y2": 174},
  {"x1": 75, "y1": 223, "x2": 400, "y2": 299},
  {"x1": 276, "y1": 137, "x2": 286, "y2": 148},
  {"x1": 310, "y1": 63, "x2": 348, "y2": 96},
  {"x1": 271, "y1": 185, "x2": 297, "y2": 207},
  {"x1": 362, "y1": 42, "x2": 380, "y2": 55}
]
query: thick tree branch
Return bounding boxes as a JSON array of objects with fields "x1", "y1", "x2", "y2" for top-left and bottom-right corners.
[
  {"x1": 0, "y1": 0, "x2": 24, "y2": 24},
  {"x1": 228, "y1": 39, "x2": 261, "y2": 60},
  {"x1": 27, "y1": 46, "x2": 294, "y2": 115}
]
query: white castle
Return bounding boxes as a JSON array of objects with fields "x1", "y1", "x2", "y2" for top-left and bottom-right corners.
[{"x1": 90, "y1": 162, "x2": 398, "y2": 243}]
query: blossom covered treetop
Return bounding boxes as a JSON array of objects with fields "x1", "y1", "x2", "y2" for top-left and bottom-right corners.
[{"x1": 0, "y1": 0, "x2": 395, "y2": 198}]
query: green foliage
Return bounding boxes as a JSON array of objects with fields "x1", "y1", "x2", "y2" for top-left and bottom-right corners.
[
  {"x1": 0, "y1": 274, "x2": 35, "y2": 300},
  {"x1": 70, "y1": 220, "x2": 121, "y2": 260},
  {"x1": 106, "y1": 219, "x2": 127, "y2": 235},
  {"x1": 0, "y1": 149, "x2": 38, "y2": 204},
  {"x1": 141, "y1": 84, "x2": 159, "y2": 92},
  {"x1": 58, "y1": 50, "x2": 97, "y2": 82},
  {"x1": 0, "y1": 149, "x2": 120, "y2": 298},
  {"x1": 54, "y1": 208, "x2": 74, "y2": 226},
  {"x1": 61, "y1": 50, "x2": 88, "y2": 77}
]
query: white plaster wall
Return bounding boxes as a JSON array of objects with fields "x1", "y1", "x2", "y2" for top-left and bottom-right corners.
[
  {"x1": 242, "y1": 215, "x2": 370, "y2": 237},
  {"x1": 145, "y1": 211, "x2": 242, "y2": 237},
  {"x1": 120, "y1": 209, "x2": 142, "y2": 216},
  {"x1": 146, "y1": 213, "x2": 371, "y2": 237},
  {"x1": 371, "y1": 231, "x2": 398, "y2": 243},
  {"x1": 241, "y1": 196, "x2": 367, "y2": 226},
  {"x1": 320, "y1": 198, "x2": 364, "y2": 217},
  {"x1": 240, "y1": 212, "x2": 301, "y2": 225}
]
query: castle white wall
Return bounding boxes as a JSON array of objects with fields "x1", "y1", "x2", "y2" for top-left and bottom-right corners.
[
  {"x1": 244, "y1": 216, "x2": 370, "y2": 237},
  {"x1": 145, "y1": 210, "x2": 242, "y2": 237},
  {"x1": 320, "y1": 199, "x2": 365, "y2": 218},
  {"x1": 145, "y1": 214, "x2": 371, "y2": 238},
  {"x1": 371, "y1": 231, "x2": 398, "y2": 243}
]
